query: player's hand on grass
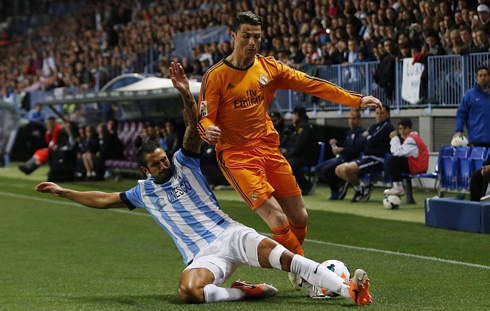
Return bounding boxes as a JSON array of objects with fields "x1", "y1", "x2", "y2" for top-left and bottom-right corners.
[
  {"x1": 206, "y1": 125, "x2": 221, "y2": 142},
  {"x1": 36, "y1": 182, "x2": 63, "y2": 196},
  {"x1": 360, "y1": 96, "x2": 382, "y2": 110}
]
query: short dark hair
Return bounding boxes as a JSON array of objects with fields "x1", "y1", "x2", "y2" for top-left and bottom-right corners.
[
  {"x1": 476, "y1": 66, "x2": 489, "y2": 75},
  {"x1": 350, "y1": 109, "x2": 361, "y2": 118},
  {"x1": 380, "y1": 103, "x2": 390, "y2": 113},
  {"x1": 135, "y1": 136, "x2": 162, "y2": 168},
  {"x1": 232, "y1": 11, "x2": 262, "y2": 32},
  {"x1": 292, "y1": 106, "x2": 307, "y2": 118},
  {"x1": 398, "y1": 118, "x2": 412, "y2": 128}
]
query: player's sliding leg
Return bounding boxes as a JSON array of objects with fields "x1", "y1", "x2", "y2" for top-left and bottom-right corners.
[
  {"x1": 178, "y1": 267, "x2": 277, "y2": 303},
  {"x1": 258, "y1": 238, "x2": 372, "y2": 305}
]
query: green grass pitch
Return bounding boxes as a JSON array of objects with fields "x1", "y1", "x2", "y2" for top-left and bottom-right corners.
[{"x1": 1, "y1": 165, "x2": 489, "y2": 310}]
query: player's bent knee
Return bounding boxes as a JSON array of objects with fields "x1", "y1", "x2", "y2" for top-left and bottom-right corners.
[
  {"x1": 178, "y1": 283, "x2": 205, "y2": 303},
  {"x1": 335, "y1": 165, "x2": 344, "y2": 177},
  {"x1": 269, "y1": 244, "x2": 288, "y2": 270}
]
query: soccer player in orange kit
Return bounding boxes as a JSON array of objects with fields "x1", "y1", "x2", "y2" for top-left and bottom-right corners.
[{"x1": 197, "y1": 11, "x2": 381, "y2": 295}]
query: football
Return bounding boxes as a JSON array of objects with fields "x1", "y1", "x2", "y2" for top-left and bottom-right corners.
[
  {"x1": 383, "y1": 194, "x2": 401, "y2": 209},
  {"x1": 451, "y1": 135, "x2": 469, "y2": 148},
  {"x1": 321, "y1": 259, "x2": 351, "y2": 297}
]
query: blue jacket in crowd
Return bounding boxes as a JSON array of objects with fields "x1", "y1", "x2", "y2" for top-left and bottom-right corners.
[{"x1": 455, "y1": 84, "x2": 490, "y2": 144}]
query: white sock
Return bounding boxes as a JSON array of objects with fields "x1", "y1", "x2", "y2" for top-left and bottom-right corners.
[
  {"x1": 290, "y1": 255, "x2": 351, "y2": 299},
  {"x1": 203, "y1": 284, "x2": 246, "y2": 302},
  {"x1": 354, "y1": 185, "x2": 362, "y2": 191}
]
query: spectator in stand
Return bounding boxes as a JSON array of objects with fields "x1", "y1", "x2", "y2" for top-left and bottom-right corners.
[
  {"x1": 460, "y1": 25, "x2": 478, "y2": 54},
  {"x1": 475, "y1": 26, "x2": 489, "y2": 51},
  {"x1": 374, "y1": 38, "x2": 396, "y2": 101},
  {"x1": 280, "y1": 106, "x2": 319, "y2": 195},
  {"x1": 449, "y1": 28, "x2": 465, "y2": 54},
  {"x1": 81, "y1": 125, "x2": 99, "y2": 180},
  {"x1": 335, "y1": 104, "x2": 394, "y2": 202},
  {"x1": 477, "y1": 4, "x2": 490, "y2": 31},
  {"x1": 315, "y1": 109, "x2": 366, "y2": 200},
  {"x1": 384, "y1": 118, "x2": 429, "y2": 197},
  {"x1": 19, "y1": 117, "x2": 62, "y2": 175},
  {"x1": 454, "y1": 66, "x2": 490, "y2": 148},
  {"x1": 470, "y1": 157, "x2": 490, "y2": 201}
]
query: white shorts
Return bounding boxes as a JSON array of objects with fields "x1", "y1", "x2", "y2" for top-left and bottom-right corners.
[{"x1": 183, "y1": 222, "x2": 266, "y2": 285}]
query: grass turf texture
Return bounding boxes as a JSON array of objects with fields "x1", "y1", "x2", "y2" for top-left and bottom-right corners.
[{"x1": 1, "y1": 165, "x2": 490, "y2": 310}]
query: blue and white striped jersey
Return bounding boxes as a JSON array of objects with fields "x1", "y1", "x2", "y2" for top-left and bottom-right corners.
[{"x1": 120, "y1": 148, "x2": 233, "y2": 265}]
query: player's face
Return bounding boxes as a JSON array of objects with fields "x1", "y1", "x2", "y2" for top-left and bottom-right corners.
[
  {"x1": 375, "y1": 106, "x2": 389, "y2": 123},
  {"x1": 232, "y1": 24, "x2": 262, "y2": 59},
  {"x1": 398, "y1": 125, "x2": 411, "y2": 138},
  {"x1": 476, "y1": 69, "x2": 489, "y2": 88},
  {"x1": 348, "y1": 111, "x2": 361, "y2": 129},
  {"x1": 144, "y1": 148, "x2": 172, "y2": 183}
]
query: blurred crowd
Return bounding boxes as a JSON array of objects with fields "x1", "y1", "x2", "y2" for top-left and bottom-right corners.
[{"x1": 1, "y1": 0, "x2": 490, "y2": 107}]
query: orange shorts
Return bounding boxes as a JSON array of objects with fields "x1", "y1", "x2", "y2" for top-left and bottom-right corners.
[{"x1": 217, "y1": 142, "x2": 301, "y2": 210}]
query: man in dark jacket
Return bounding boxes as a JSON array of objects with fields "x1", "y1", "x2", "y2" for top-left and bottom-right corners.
[
  {"x1": 280, "y1": 106, "x2": 318, "y2": 195},
  {"x1": 315, "y1": 109, "x2": 366, "y2": 200},
  {"x1": 374, "y1": 39, "x2": 396, "y2": 101},
  {"x1": 335, "y1": 104, "x2": 394, "y2": 202}
]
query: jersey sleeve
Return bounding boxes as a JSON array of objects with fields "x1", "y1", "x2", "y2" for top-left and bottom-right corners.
[
  {"x1": 272, "y1": 59, "x2": 362, "y2": 109},
  {"x1": 120, "y1": 184, "x2": 144, "y2": 210},
  {"x1": 197, "y1": 69, "x2": 221, "y2": 144},
  {"x1": 174, "y1": 148, "x2": 201, "y2": 170}
]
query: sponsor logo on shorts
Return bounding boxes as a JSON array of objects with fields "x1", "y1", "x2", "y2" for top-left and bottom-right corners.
[{"x1": 250, "y1": 192, "x2": 258, "y2": 201}]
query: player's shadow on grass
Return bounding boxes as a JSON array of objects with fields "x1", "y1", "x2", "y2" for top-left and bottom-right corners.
[{"x1": 68, "y1": 294, "x2": 181, "y2": 305}]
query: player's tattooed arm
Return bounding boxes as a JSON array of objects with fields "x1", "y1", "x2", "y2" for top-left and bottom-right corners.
[
  {"x1": 181, "y1": 89, "x2": 201, "y2": 153},
  {"x1": 169, "y1": 62, "x2": 201, "y2": 154}
]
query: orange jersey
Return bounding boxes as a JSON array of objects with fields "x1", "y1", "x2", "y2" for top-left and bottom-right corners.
[{"x1": 198, "y1": 55, "x2": 363, "y2": 151}]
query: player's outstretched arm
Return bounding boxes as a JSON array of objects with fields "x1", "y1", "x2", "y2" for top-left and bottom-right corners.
[
  {"x1": 360, "y1": 95, "x2": 382, "y2": 109},
  {"x1": 169, "y1": 62, "x2": 201, "y2": 153},
  {"x1": 36, "y1": 182, "x2": 126, "y2": 209}
]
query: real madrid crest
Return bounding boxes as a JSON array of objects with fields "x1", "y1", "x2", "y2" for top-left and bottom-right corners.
[
  {"x1": 250, "y1": 192, "x2": 259, "y2": 201},
  {"x1": 259, "y1": 73, "x2": 268, "y2": 85}
]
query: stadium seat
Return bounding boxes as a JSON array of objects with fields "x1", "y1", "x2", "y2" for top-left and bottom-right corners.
[
  {"x1": 469, "y1": 147, "x2": 487, "y2": 172},
  {"x1": 440, "y1": 146, "x2": 470, "y2": 194}
]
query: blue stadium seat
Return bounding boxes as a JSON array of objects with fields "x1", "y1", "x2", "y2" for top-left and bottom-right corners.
[
  {"x1": 469, "y1": 147, "x2": 487, "y2": 172},
  {"x1": 440, "y1": 146, "x2": 470, "y2": 193}
]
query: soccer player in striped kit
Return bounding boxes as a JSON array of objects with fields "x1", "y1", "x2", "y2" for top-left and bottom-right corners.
[{"x1": 35, "y1": 62, "x2": 372, "y2": 305}]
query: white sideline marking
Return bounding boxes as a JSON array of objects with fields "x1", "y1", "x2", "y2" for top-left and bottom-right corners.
[{"x1": 2, "y1": 191, "x2": 490, "y2": 270}]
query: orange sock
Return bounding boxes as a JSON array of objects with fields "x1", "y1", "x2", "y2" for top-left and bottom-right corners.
[
  {"x1": 289, "y1": 221, "x2": 307, "y2": 246},
  {"x1": 271, "y1": 223, "x2": 304, "y2": 256}
]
